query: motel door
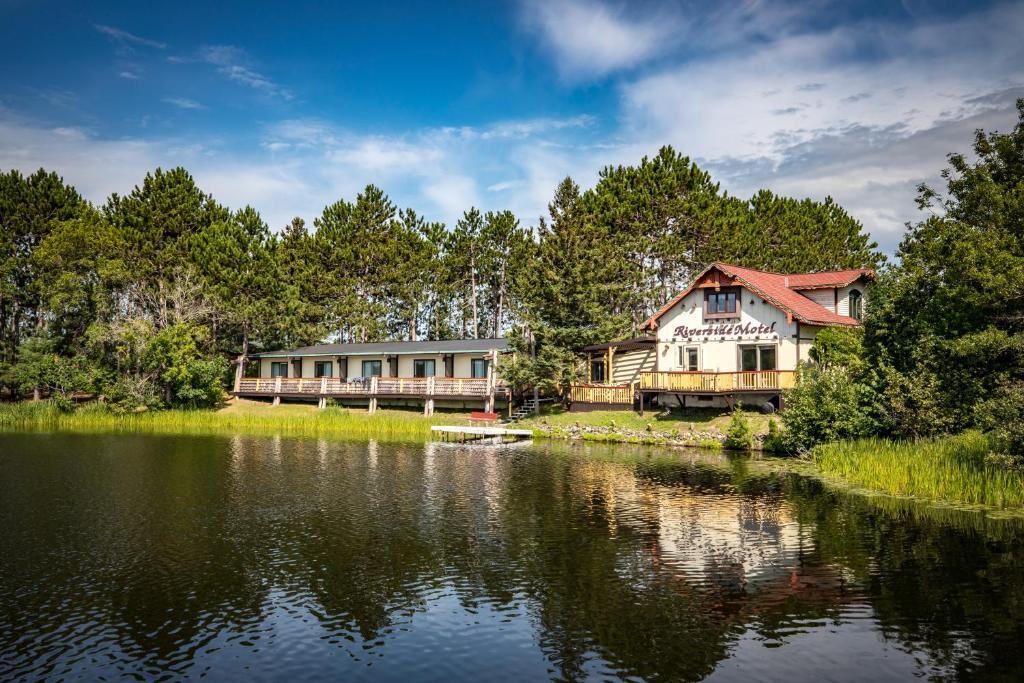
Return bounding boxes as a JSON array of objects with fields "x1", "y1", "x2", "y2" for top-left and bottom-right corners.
[{"x1": 739, "y1": 345, "x2": 777, "y2": 389}]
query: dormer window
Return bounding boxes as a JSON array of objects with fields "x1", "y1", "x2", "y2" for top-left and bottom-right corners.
[
  {"x1": 849, "y1": 289, "x2": 863, "y2": 321},
  {"x1": 704, "y1": 288, "x2": 740, "y2": 319}
]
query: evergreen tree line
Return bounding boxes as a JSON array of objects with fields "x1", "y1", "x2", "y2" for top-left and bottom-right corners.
[
  {"x1": 781, "y1": 100, "x2": 1024, "y2": 460},
  {"x1": 0, "y1": 145, "x2": 881, "y2": 410}
]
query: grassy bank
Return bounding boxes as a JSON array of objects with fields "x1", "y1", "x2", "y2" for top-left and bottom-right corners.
[
  {"x1": 0, "y1": 399, "x2": 465, "y2": 443},
  {"x1": 520, "y1": 406, "x2": 772, "y2": 433},
  {"x1": 812, "y1": 431, "x2": 1024, "y2": 509}
]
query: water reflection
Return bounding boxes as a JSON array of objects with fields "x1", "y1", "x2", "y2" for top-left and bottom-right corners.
[{"x1": 1, "y1": 433, "x2": 1023, "y2": 681}]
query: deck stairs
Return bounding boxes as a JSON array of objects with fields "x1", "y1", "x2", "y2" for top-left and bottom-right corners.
[{"x1": 506, "y1": 397, "x2": 546, "y2": 422}]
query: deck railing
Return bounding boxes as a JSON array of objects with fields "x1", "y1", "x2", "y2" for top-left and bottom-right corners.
[
  {"x1": 638, "y1": 370, "x2": 796, "y2": 392},
  {"x1": 236, "y1": 376, "x2": 497, "y2": 397},
  {"x1": 569, "y1": 383, "x2": 634, "y2": 405}
]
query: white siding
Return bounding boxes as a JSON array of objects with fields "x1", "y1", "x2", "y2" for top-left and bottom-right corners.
[
  {"x1": 611, "y1": 348, "x2": 656, "y2": 385},
  {"x1": 259, "y1": 351, "x2": 497, "y2": 379},
  {"x1": 798, "y1": 288, "x2": 836, "y2": 312},
  {"x1": 654, "y1": 286, "x2": 800, "y2": 372},
  {"x1": 836, "y1": 282, "x2": 867, "y2": 318}
]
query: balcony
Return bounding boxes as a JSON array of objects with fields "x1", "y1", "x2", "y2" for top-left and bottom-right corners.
[
  {"x1": 638, "y1": 370, "x2": 796, "y2": 393},
  {"x1": 236, "y1": 376, "x2": 504, "y2": 399}
]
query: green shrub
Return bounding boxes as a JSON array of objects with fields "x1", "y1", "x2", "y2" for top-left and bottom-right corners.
[
  {"x1": 975, "y1": 385, "x2": 1024, "y2": 464},
  {"x1": 724, "y1": 406, "x2": 753, "y2": 450},
  {"x1": 699, "y1": 438, "x2": 723, "y2": 450},
  {"x1": 763, "y1": 418, "x2": 787, "y2": 454},
  {"x1": 781, "y1": 366, "x2": 876, "y2": 452}
]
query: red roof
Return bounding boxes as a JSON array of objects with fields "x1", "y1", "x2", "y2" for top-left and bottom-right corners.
[{"x1": 644, "y1": 262, "x2": 874, "y2": 329}]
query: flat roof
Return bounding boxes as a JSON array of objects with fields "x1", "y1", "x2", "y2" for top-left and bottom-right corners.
[
  {"x1": 253, "y1": 337, "x2": 512, "y2": 358},
  {"x1": 581, "y1": 337, "x2": 656, "y2": 352}
]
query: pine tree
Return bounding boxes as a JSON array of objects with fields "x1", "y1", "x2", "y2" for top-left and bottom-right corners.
[{"x1": 104, "y1": 167, "x2": 229, "y2": 329}]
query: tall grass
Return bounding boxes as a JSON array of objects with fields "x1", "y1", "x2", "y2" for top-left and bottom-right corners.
[
  {"x1": 0, "y1": 401, "x2": 457, "y2": 443},
  {"x1": 812, "y1": 431, "x2": 1024, "y2": 509}
]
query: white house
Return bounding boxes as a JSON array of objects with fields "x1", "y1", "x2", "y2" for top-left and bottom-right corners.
[{"x1": 573, "y1": 262, "x2": 873, "y2": 411}]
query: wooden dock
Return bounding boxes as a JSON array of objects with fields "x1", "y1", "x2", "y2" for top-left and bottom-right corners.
[{"x1": 431, "y1": 425, "x2": 533, "y2": 444}]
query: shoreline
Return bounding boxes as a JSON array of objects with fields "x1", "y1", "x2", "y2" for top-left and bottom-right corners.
[{"x1": 3, "y1": 400, "x2": 1021, "y2": 514}]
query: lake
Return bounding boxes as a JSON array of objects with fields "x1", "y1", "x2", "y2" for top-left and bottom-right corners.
[{"x1": 1, "y1": 432, "x2": 1023, "y2": 681}]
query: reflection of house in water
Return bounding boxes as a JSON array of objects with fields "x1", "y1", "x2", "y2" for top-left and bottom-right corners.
[
  {"x1": 653, "y1": 494, "x2": 802, "y2": 597},
  {"x1": 563, "y1": 452, "x2": 855, "y2": 616}
]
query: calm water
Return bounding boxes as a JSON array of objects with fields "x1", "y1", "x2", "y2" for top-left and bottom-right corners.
[{"x1": 2, "y1": 433, "x2": 1024, "y2": 682}]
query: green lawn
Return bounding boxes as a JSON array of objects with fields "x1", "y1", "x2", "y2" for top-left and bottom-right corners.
[{"x1": 519, "y1": 404, "x2": 774, "y2": 436}]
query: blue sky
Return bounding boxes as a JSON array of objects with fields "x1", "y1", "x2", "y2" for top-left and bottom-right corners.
[{"x1": 1, "y1": 0, "x2": 1021, "y2": 252}]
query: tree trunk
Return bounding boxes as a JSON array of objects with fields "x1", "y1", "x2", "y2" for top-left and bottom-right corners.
[
  {"x1": 494, "y1": 263, "x2": 505, "y2": 338},
  {"x1": 469, "y1": 253, "x2": 479, "y2": 339},
  {"x1": 234, "y1": 330, "x2": 249, "y2": 393}
]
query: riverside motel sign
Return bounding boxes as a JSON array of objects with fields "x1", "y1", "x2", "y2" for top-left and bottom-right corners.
[{"x1": 672, "y1": 321, "x2": 778, "y2": 340}]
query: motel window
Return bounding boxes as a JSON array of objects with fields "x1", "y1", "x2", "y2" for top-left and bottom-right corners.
[
  {"x1": 590, "y1": 358, "x2": 606, "y2": 383},
  {"x1": 413, "y1": 359, "x2": 436, "y2": 378},
  {"x1": 361, "y1": 360, "x2": 382, "y2": 378},
  {"x1": 679, "y1": 346, "x2": 699, "y2": 371},
  {"x1": 705, "y1": 289, "x2": 739, "y2": 318},
  {"x1": 314, "y1": 361, "x2": 333, "y2": 378},
  {"x1": 471, "y1": 358, "x2": 488, "y2": 379},
  {"x1": 270, "y1": 362, "x2": 288, "y2": 378},
  {"x1": 740, "y1": 345, "x2": 777, "y2": 372},
  {"x1": 849, "y1": 289, "x2": 863, "y2": 321}
]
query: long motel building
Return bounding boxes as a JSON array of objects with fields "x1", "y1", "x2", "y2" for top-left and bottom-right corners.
[
  {"x1": 233, "y1": 338, "x2": 511, "y2": 414},
  {"x1": 571, "y1": 262, "x2": 873, "y2": 412}
]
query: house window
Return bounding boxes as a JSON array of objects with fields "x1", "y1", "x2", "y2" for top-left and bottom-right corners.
[
  {"x1": 740, "y1": 345, "x2": 777, "y2": 372},
  {"x1": 849, "y1": 289, "x2": 863, "y2": 321},
  {"x1": 361, "y1": 360, "x2": 382, "y2": 377},
  {"x1": 590, "y1": 358, "x2": 605, "y2": 383},
  {"x1": 270, "y1": 362, "x2": 288, "y2": 378},
  {"x1": 314, "y1": 361, "x2": 333, "y2": 378},
  {"x1": 705, "y1": 289, "x2": 739, "y2": 318},
  {"x1": 413, "y1": 359, "x2": 436, "y2": 378},
  {"x1": 679, "y1": 346, "x2": 699, "y2": 371},
  {"x1": 471, "y1": 358, "x2": 488, "y2": 378}
]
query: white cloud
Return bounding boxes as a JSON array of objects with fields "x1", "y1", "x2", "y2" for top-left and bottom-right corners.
[
  {"x1": 616, "y1": 2, "x2": 1024, "y2": 249},
  {"x1": 163, "y1": 97, "x2": 205, "y2": 110},
  {"x1": 196, "y1": 45, "x2": 294, "y2": 100},
  {"x1": 94, "y1": 24, "x2": 166, "y2": 50},
  {"x1": 522, "y1": 0, "x2": 681, "y2": 79}
]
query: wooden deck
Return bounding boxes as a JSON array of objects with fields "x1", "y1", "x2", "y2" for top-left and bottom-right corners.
[
  {"x1": 431, "y1": 425, "x2": 532, "y2": 443},
  {"x1": 569, "y1": 370, "x2": 796, "y2": 411},
  {"x1": 638, "y1": 370, "x2": 796, "y2": 393}
]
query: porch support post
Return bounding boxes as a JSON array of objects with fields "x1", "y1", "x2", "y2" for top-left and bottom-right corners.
[
  {"x1": 273, "y1": 376, "x2": 282, "y2": 406},
  {"x1": 485, "y1": 349, "x2": 497, "y2": 413},
  {"x1": 607, "y1": 346, "x2": 616, "y2": 386},
  {"x1": 639, "y1": 390, "x2": 645, "y2": 416},
  {"x1": 368, "y1": 376, "x2": 379, "y2": 413}
]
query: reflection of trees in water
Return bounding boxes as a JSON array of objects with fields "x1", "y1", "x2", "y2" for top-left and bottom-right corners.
[
  {"x1": 781, "y1": 476, "x2": 1024, "y2": 681},
  {"x1": 5, "y1": 435, "x2": 1024, "y2": 681}
]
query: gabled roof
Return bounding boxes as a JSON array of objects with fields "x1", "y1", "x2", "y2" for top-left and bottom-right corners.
[
  {"x1": 254, "y1": 337, "x2": 511, "y2": 358},
  {"x1": 644, "y1": 262, "x2": 874, "y2": 329}
]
